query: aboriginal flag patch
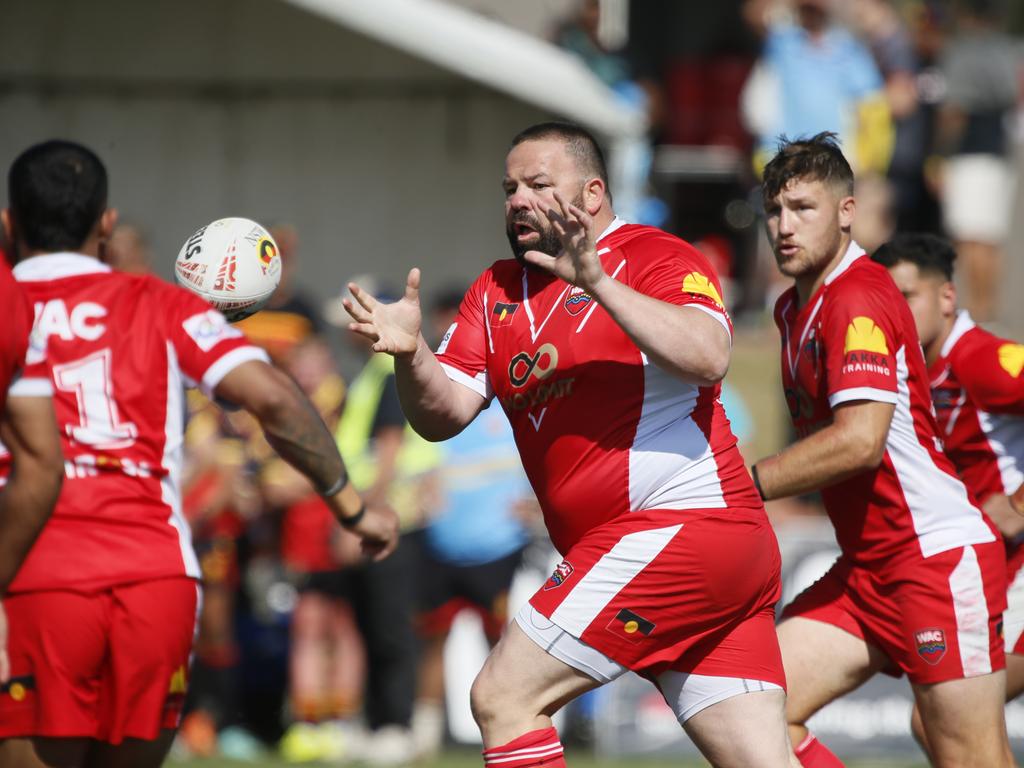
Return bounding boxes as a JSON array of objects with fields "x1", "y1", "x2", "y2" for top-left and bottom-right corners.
[
  {"x1": 491, "y1": 302, "x2": 519, "y2": 327},
  {"x1": 607, "y1": 608, "x2": 655, "y2": 644},
  {"x1": 1, "y1": 675, "x2": 36, "y2": 702}
]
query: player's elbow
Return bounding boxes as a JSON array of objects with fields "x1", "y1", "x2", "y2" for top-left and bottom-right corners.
[
  {"x1": 847, "y1": 428, "x2": 888, "y2": 471},
  {"x1": 242, "y1": 365, "x2": 303, "y2": 425}
]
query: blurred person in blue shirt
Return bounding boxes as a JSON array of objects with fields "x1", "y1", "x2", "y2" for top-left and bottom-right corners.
[{"x1": 412, "y1": 288, "x2": 534, "y2": 760}]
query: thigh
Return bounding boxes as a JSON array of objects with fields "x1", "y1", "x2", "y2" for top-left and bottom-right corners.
[
  {"x1": 99, "y1": 578, "x2": 199, "y2": 744},
  {"x1": 682, "y1": 689, "x2": 791, "y2": 768},
  {"x1": 0, "y1": 737, "x2": 90, "y2": 768},
  {"x1": 913, "y1": 672, "x2": 1011, "y2": 768},
  {"x1": 83, "y1": 730, "x2": 176, "y2": 768},
  {"x1": 1007, "y1": 653, "x2": 1024, "y2": 702},
  {"x1": 777, "y1": 617, "x2": 888, "y2": 724},
  {"x1": 0, "y1": 592, "x2": 110, "y2": 740}
]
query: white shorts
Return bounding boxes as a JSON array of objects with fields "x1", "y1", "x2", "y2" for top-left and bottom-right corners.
[
  {"x1": 943, "y1": 154, "x2": 1016, "y2": 243},
  {"x1": 514, "y1": 604, "x2": 783, "y2": 723}
]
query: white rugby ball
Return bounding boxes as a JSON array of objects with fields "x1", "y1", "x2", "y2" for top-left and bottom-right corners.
[{"x1": 174, "y1": 217, "x2": 282, "y2": 322}]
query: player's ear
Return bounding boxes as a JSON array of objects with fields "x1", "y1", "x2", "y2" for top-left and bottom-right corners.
[
  {"x1": 98, "y1": 208, "x2": 119, "y2": 240},
  {"x1": 583, "y1": 177, "x2": 605, "y2": 216},
  {"x1": 837, "y1": 194, "x2": 856, "y2": 232},
  {"x1": 939, "y1": 280, "x2": 957, "y2": 318},
  {"x1": 1, "y1": 209, "x2": 13, "y2": 246}
]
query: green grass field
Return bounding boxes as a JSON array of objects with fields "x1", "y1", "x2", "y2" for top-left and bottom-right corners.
[{"x1": 166, "y1": 748, "x2": 929, "y2": 767}]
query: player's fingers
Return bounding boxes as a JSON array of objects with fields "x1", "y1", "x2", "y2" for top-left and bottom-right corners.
[
  {"x1": 566, "y1": 201, "x2": 593, "y2": 230},
  {"x1": 522, "y1": 250, "x2": 558, "y2": 273},
  {"x1": 342, "y1": 298, "x2": 371, "y2": 323},
  {"x1": 347, "y1": 322, "x2": 380, "y2": 341},
  {"x1": 348, "y1": 282, "x2": 378, "y2": 313},
  {"x1": 405, "y1": 268, "x2": 421, "y2": 303}
]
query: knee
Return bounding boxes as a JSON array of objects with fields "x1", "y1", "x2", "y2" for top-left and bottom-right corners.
[{"x1": 470, "y1": 664, "x2": 507, "y2": 730}]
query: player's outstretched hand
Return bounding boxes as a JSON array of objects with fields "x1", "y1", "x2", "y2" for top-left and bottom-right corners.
[
  {"x1": 351, "y1": 504, "x2": 400, "y2": 561},
  {"x1": 344, "y1": 268, "x2": 422, "y2": 357},
  {"x1": 0, "y1": 599, "x2": 9, "y2": 683},
  {"x1": 523, "y1": 191, "x2": 606, "y2": 293}
]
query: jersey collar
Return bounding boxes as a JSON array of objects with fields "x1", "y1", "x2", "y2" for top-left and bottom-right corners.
[
  {"x1": 13, "y1": 252, "x2": 112, "y2": 282},
  {"x1": 940, "y1": 309, "x2": 975, "y2": 359},
  {"x1": 823, "y1": 240, "x2": 865, "y2": 286},
  {"x1": 596, "y1": 217, "x2": 628, "y2": 246}
]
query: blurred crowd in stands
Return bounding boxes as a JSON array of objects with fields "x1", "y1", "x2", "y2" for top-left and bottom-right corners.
[{"x1": 81, "y1": 0, "x2": 1023, "y2": 763}]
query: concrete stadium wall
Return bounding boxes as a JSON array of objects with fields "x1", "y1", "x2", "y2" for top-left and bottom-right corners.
[{"x1": 0, "y1": 0, "x2": 550, "y2": 310}]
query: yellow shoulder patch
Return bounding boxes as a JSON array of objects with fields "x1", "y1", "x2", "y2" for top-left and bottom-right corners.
[
  {"x1": 681, "y1": 272, "x2": 723, "y2": 307},
  {"x1": 168, "y1": 665, "x2": 188, "y2": 695},
  {"x1": 999, "y1": 343, "x2": 1024, "y2": 378},
  {"x1": 844, "y1": 316, "x2": 889, "y2": 355}
]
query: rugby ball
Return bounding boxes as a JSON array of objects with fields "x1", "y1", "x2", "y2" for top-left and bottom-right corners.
[{"x1": 174, "y1": 217, "x2": 282, "y2": 322}]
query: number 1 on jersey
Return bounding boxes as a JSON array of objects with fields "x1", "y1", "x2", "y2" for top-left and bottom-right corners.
[{"x1": 53, "y1": 349, "x2": 138, "y2": 450}]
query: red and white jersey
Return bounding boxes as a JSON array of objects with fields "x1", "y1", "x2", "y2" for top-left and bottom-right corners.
[
  {"x1": 437, "y1": 220, "x2": 762, "y2": 555},
  {"x1": 0, "y1": 259, "x2": 49, "y2": 410},
  {"x1": 930, "y1": 310, "x2": 1024, "y2": 504},
  {"x1": 775, "y1": 244, "x2": 995, "y2": 567},
  {"x1": 3, "y1": 253, "x2": 268, "y2": 593}
]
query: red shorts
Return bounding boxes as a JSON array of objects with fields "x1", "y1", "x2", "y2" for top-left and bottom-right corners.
[
  {"x1": 0, "y1": 577, "x2": 200, "y2": 743},
  {"x1": 529, "y1": 508, "x2": 785, "y2": 686},
  {"x1": 782, "y1": 541, "x2": 1007, "y2": 684},
  {"x1": 1005, "y1": 543, "x2": 1024, "y2": 655}
]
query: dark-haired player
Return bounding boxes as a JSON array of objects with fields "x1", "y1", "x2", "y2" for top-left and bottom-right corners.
[
  {"x1": 874, "y1": 232, "x2": 1024, "y2": 742},
  {"x1": 346, "y1": 122, "x2": 793, "y2": 768},
  {"x1": 753, "y1": 133, "x2": 1010, "y2": 767},
  {"x1": 0, "y1": 140, "x2": 398, "y2": 768}
]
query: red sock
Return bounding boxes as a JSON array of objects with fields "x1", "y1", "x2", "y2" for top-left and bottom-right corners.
[
  {"x1": 794, "y1": 733, "x2": 845, "y2": 767},
  {"x1": 482, "y1": 727, "x2": 567, "y2": 767}
]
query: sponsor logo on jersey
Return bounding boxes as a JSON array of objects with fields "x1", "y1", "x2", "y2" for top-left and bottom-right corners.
[
  {"x1": 843, "y1": 317, "x2": 889, "y2": 355},
  {"x1": 257, "y1": 237, "x2": 279, "y2": 276},
  {"x1": 491, "y1": 302, "x2": 519, "y2": 327},
  {"x1": 607, "y1": 608, "x2": 655, "y2": 644},
  {"x1": 914, "y1": 628, "x2": 947, "y2": 665},
  {"x1": 183, "y1": 309, "x2": 244, "y2": 352},
  {"x1": 436, "y1": 322, "x2": 457, "y2": 355},
  {"x1": 213, "y1": 244, "x2": 238, "y2": 293},
  {"x1": 681, "y1": 272, "x2": 723, "y2": 308},
  {"x1": 998, "y1": 343, "x2": 1024, "y2": 378},
  {"x1": 543, "y1": 559, "x2": 574, "y2": 590},
  {"x1": 1, "y1": 674, "x2": 35, "y2": 702},
  {"x1": 564, "y1": 286, "x2": 592, "y2": 316},
  {"x1": 508, "y1": 343, "x2": 558, "y2": 388}
]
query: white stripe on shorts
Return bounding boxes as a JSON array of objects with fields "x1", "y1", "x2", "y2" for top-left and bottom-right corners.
[
  {"x1": 949, "y1": 545, "x2": 992, "y2": 677},
  {"x1": 1004, "y1": 561, "x2": 1024, "y2": 654},
  {"x1": 549, "y1": 523, "x2": 683, "y2": 637}
]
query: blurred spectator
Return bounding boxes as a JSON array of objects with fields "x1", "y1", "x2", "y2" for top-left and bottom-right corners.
[
  {"x1": 105, "y1": 222, "x2": 153, "y2": 273},
  {"x1": 933, "y1": 0, "x2": 1019, "y2": 322},
  {"x1": 235, "y1": 224, "x2": 325, "y2": 362},
  {"x1": 411, "y1": 288, "x2": 534, "y2": 760},
  {"x1": 741, "y1": 0, "x2": 894, "y2": 176},
  {"x1": 325, "y1": 278, "x2": 443, "y2": 766}
]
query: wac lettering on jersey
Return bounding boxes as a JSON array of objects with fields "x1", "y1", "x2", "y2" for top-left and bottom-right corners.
[{"x1": 34, "y1": 300, "x2": 107, "y2": 342}]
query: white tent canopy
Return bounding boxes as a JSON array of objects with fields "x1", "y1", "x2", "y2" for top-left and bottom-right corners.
[{"x1": 281, "y1": 0, "x2": 647, "y2": 139}]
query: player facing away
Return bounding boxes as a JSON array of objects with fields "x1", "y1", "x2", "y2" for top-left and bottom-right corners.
[
  {"x1": 0, "y1": 260, "x2": 64, "y2": 687},
  {"x1": 752, "y1": 133, "x2": 1011, "y2": 768},
  {"x1": 344, "y1": 121, "x2": 794, "y2": 768},
  {"x1": 0, "y1": 140, "x2": 399, "y2": 768},
  {"x1": 873, "y1": 233, "x2": 1024, "y2": 747}
]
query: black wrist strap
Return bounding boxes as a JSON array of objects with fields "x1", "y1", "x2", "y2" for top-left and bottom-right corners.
[
  {"x1": 339, "y1": 503, "x2": 366, "y2": 529},
  {"x1": 751, "y1": 464, "x2": 766, "y2": 501}
]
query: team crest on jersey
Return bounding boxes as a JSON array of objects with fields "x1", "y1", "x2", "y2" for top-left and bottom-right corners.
[
  {"x1": 681, "y1": 272, "x2": 723, "y2": 308},
  {"x1": 543, "y1": 559, "x2": 574, "y2": 590},
  {"x1": 998, "y1": 343, "x2": 1024, "y2": 378},
  {"x1": 491, "y1": 302, "x2": 519, "y2": 327},
  {"x1": 564, "y1": 286, "x2": 592, "y2": 316},
  {"x1": 1, "y1": 674, "x2": 35, "y2": 702},
  {"x1": 914, "y1": 628, "x2": 947, "y2": 665},
  {"x1": 607, "y1": 608, "x2": 655, "y2": 644}
]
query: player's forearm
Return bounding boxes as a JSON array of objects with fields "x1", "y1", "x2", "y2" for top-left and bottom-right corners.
[
  {"x1": 982, "y1": 493, "x2": 1024, "y2": 541},
  {"x1": 0, "y1": 460, "x2": 62, "y2": 591},
  {"x1": 395, "y1": 336, "x2": 479, "y2": 441},
  {"x1": 590, "y1": 277, "x2": 730, "y2": 385},
  {"x1": 755, "y1": 423, "x2": 883, "y2": 500}
]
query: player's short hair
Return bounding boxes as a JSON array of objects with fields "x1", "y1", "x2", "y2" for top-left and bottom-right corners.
[
  {"x1": 761, "y1": 132, "x2": 854, "y2": 203},
  {"x1": 871, "y1": 233, "x2": 957, "y2": 281},
  {"x1": 8, "y1": 139, "x2": 108, "y2": 253},
  {"x1": 510, "y1": 122, "x2": 610, "y2": 188}
]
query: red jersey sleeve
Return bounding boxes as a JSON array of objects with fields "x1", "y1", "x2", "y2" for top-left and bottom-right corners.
[
  {"x1": 626, "y1": 235, "x2": 732, "y2": 338},
  {"x1": 435, "y1": 269, "x2": 492, "y2": 400},
  {"x1": 822, "y1": 283, "x2": 900, "y2": 408},
  {"x1": 1, "y1": 264, "x2": 50, "y2": 403},
  {"x1": 953, "y1": 333, "x2": 1024, "y2": 415},
  {"x1": 160, "y1": 282, "x2": 270, "y2": 395}
]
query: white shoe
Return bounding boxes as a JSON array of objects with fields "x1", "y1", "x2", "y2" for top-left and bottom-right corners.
[{"x1": 364, "y1": 725, "x2": 416, "y2": 766}]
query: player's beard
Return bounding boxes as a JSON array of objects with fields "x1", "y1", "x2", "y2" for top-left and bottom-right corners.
[{"x1": 506, "y1": 190, "x2": 586, "y2": 267}]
